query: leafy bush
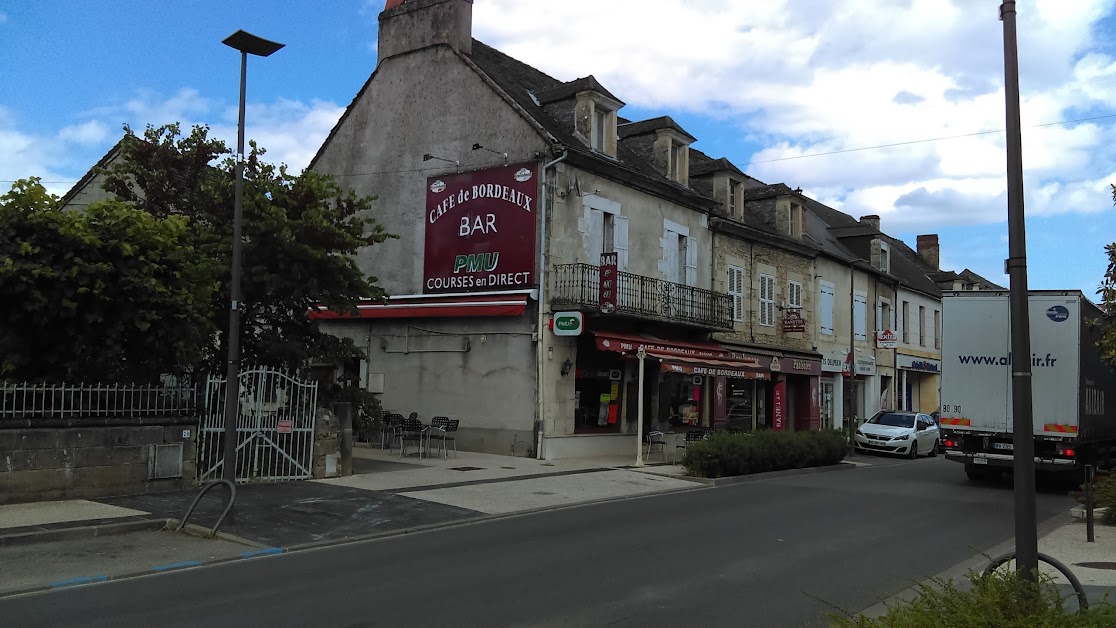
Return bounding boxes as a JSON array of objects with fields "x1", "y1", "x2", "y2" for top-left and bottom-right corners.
[
  {"x1": 830, "y1": 567, "x2": 1116, "y2": 627},
  {"x1": 681, "y1": 429, "x2": 847, "y2": 478}
]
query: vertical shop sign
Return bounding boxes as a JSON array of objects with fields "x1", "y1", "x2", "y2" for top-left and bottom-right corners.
[
  {"x1": 599, "y1": 252, "x2": 618, "y2": 313},
  {"x1": 714, "y1": 376, "x2": 727, "y2": 423},
  {"x1": 773, "y1": 380, "x2": 786, "y2": 431}
]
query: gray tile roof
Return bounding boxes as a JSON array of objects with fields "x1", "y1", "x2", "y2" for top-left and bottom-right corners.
[
  {"x1": 535, "y1": 75, "x2": 624, "y2": 106},
  {"x1": 617, "y1": 116, "x2": 696, "y2": 142}
]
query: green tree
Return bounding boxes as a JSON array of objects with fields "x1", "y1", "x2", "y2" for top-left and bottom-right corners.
[
  {"x1": 101, "y1": 123, "x2": 394, "y2": 375},
  {"x1": 0, "y1": 177, "x2": 219, "y2": 381},
  {"x1": 1098, "y1": 186, "x2": 1116, "y2": 366}
]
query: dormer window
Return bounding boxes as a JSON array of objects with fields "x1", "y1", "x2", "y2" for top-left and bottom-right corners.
[
  {"x1": 790, "y1": 202, "x2": 803, "y2": 239},
  {"x1": 667, "y1": 139, "x2": 688, "y2": 183},
  {"x1": 593, "y1": 107, "x2": 609, "y2": 151},
  {"x1": 727, "y1": 179, "x2": 740, "y2": 217},
  {"x1": 879, "y1": 240, "x2": 890, "y2": 273}
]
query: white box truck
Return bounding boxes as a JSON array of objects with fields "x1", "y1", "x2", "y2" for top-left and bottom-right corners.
[{"x1": 940, "y1": 290, "x2": 1116, "y2": 481}]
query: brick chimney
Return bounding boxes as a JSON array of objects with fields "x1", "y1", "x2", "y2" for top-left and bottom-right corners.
[
  {"x1": 916, "y1": 234, "x2": 940, "y2": 270},
  {"x1": 859, "y1": 215, "x2": 880, "y2": 231},
  {"x1": 379, "y1": 0, "x2": 473, "y2": 62}
]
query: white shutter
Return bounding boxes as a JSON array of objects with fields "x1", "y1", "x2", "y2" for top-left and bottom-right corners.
[
  {"x1": 663, "y1": 230, "x2": 679, "y2": 283},
  {"x1": 728, "y1": 267, "x2": 744, "y2": 322},
  {"x1": 684, "y1": 236, "x2": 698, "y2": 286},
  {"x1": 876, "y1": 301, "x2": 883, "y2": 332},
  {"x1": 820, "y1": 282, "x2": 834, "y2": 335},
  {"x1": 614, "y1": 215, "x2": 629, "y2": 271},
  {"x1": 854, "y1": 292, "x2": 867, "y2": 340},
  {"x1": 589, "y1": 209, "x2": 604, "y2": 262}
]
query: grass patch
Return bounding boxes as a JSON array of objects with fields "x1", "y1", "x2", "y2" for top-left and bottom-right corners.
[{"x1": 680, "y1": 429, "x2": 847, "y2": 478}]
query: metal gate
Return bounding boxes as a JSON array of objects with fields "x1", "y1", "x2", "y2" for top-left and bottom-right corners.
[{"x1": 198, "y1": 367, "x2": 318, "y2": 483}]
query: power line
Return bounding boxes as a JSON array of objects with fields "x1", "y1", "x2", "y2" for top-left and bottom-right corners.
[
  {"x1": 6, "y1": 112, "x2": 1116, "y2": 185},
  {"x1": 744, "y1": 112, "x2": 1116, "y2": 166}
]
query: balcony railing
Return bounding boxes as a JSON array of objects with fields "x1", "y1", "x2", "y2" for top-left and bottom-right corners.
[{"x1": 551, "y1": 263, "x2": 734, "y2": 329}]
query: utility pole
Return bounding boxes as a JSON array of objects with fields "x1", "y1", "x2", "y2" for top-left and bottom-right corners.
[{"x1": 1000, "y1": 0, "x2": 1039, "y2": 580}]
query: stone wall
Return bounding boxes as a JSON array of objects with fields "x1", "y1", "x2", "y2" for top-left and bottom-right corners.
[
  {"x1": 312, "y1": 408, "x2": 341, "y2": 479},
  {"x1": 0, "y1": 417, "x2": 196, "y2": 505}
]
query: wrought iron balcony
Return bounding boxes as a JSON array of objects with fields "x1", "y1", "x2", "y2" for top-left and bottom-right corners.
[{"x1": 551, "y1": 263, "x2": 734, "y2": 329}]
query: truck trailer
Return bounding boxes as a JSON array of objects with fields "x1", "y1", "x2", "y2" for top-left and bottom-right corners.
[{"x1": 939, "y1": 290, "x2": 1116, "y2": 481}]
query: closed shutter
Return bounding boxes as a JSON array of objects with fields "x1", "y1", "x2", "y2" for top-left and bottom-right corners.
[
  {"x1": 759, "y1": 274, "x2": 775, "y2": 326},
  {"x1": 589, "y1": 209, "x2": 604, "y2": 262},
  {"x1": 685, "y1": 237, "x2": 698, "y2": 286},
  {"x1": 663, "y1": 230, "x2": 680, "y2": 284},
  {"x1": 728, "y1": 266, "x2": 744, "y2": 322},
  {"x1": 614, "y1": 215, "x2": 629, "y2": 271},
  {"x1": 820, "y1": 282, "x2": 834, "y2": 335},
  {"x1": 854, "y1": 292, "x2": 868, "y2": 340}
]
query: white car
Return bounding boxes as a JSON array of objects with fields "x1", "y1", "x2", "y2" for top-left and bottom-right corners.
[{"x1": 854, "y1": 411, "x2": 940, "y2": 458}]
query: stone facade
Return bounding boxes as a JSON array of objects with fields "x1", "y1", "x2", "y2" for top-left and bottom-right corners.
[{"x1": 0, "y1": 419, "x2": 196, "y2": 504}]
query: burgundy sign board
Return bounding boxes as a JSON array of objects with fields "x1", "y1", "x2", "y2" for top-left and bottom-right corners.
[
  {"x1": 599, "y1": 252, "x2": 618, "y2": 313},
  {"x1": 424, "y1": 162, "x2": 539, "y2": 293}
]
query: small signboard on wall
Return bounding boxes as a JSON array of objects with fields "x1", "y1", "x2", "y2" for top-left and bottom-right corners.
[{"x1": 599, "y1": 252, "x2": 619, "y2": 313}]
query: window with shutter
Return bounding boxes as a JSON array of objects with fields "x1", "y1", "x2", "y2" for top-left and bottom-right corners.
[
  {"x1": 684, "y1": 236, "x2": 697, "y2": 287},
  {"x1": 614, "y1": 215, "x2": 628, "y2": 271},
  {"x1": 788, "y1": 280, "x2": 802, "y2": 309},
  {"x1": 759, "y1": 274, "x2": 775, "y2": 327},
  {"x1": 819, "y1": 281, "x2": 835, "y2": 335},
  {"x1": 854, "y1": 291, "x2": 868, "y2": 341},
  {"x1": 728, "y1": 266, "x2": 744, "y2": 322},
  {"x1": 589, "y1": 209, "x2": 604, "y2": 263}
]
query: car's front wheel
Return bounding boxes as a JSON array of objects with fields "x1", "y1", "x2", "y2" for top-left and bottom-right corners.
[{"x1": 908, "y1": 440, "x2": 919, "y2": 459}]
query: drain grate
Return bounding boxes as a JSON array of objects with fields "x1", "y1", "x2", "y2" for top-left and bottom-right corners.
[
  {"x1": 449, "y1": 466, "x2": 485, "y2": 472},
  {"x1": 533, "y1": 491, "x2": 555, "y2": 496},
  {"x1": 500, "y1": 466, "x2": 516, "y2": 470},
  {"x1": 1075, "y1": 562, "x2": 1116, "y2": 570}
]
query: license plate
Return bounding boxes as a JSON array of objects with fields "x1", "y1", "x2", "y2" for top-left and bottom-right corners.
[
  {"x1": 992, "y1": 443, "x2": 1013, "y2": 451},
  {"x1": 973, "y1": 457, "x2": 989, "y2": 465}
]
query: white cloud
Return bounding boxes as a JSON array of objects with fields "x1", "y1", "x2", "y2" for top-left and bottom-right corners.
[
  {"x1": 473, "y1": 0, "x2": 1116, "y2": 236},
  {"x1": 58, "y1": 120, "x2": 109, "y2": 145},
  {"x1": 0, "y1": 11, "x2": 8, "y2": 24}
]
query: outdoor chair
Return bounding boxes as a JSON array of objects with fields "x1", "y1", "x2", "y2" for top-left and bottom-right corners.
[
  {"x1": 398, "y1": 417, "x2": 425, "y2": 458},
  {"x1": 675, "y1": 429, "x2": 708, "y2": 463},
  {"x1": 426, "y1": 417, "x2": 459, "y2": 459},
  {"x1": 645, "y1": 430, "x2": 668, "y2": 463},
  {"x1": 381, "y1": 413, "x2": 404, "y2": 450}
]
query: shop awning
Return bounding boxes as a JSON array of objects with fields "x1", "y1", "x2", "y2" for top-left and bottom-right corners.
[
  {"x1": 593, "y1": 331, "x2": 763, "y2": 377},
  {"x1": 308, "y1": 290, "x2": 531, "y2": 320}
]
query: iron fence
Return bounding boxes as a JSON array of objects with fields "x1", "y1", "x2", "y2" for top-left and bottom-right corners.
[
  {"x1": 551, "y1": 263, "x2": 734, "y2": 329},
  {"x1": 0, "y1": 381, "x2": 197, "y2": 419}
]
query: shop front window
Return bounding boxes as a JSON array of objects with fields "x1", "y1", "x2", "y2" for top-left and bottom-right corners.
[
  {"x1": 574, "y1": 338, "x2": 625, "y2": 433},
  {"x1": 663, "y1": 373, "x2": 704, "y2": 430},
  {"x1": 725, "y1": 378, "x2": 755, "y2": 432}
]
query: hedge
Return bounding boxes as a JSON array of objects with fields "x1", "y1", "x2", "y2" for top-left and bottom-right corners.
[{"x1": 681, "y1": 429, "x2": 847, "y2": 478}]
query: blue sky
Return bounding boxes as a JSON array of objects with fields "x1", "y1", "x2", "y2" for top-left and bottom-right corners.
[{"x1": 2, "y1": 1, "x2": 1114, "y2": 296}]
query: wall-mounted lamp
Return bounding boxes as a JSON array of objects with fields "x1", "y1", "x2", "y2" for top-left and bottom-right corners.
[
  {"x1": 422, "y1": 153, "x2": 460, "y2": 167},
  {"x1": 472, "y1": 143, "x2": 508, "y2": 165},
  {"x1": 561, "y1": 358, "x2": 573, "y2": 376}
]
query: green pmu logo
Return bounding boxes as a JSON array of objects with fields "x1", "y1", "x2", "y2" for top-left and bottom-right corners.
[{"x1": 453, "y1": 252, "x2": 499, "y2": 273}]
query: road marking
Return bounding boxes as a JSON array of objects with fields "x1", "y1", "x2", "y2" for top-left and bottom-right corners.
[
  {"x1": 50, "y1": 575, "x2": 108, "y2": 588},
  {"x1": 152, "y1": 561, "x2": 202, "y2": 572},
  {"x1": 241, "y1": 547, "x2": 284, "y2": 558}
]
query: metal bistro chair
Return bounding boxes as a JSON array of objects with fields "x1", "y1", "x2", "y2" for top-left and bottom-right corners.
[
  {"x1": 645, "y1": 430, "x2": 668, "y2": 463},
  {"x1": 398, "y1": 417, "x2": 425, "y2": 458},
  {"x1": 381, "y1": 413, "x2": 404, "y2": 450},
  {"x1": 675, "y1": 429, "x2": 708, "y2": 463},
  {"x1": 426, "y1": 418, "x2": 459, "y2": 459}
]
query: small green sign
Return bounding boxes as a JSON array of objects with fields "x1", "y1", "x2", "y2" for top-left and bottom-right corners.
[{"x1": 553, "y1": 311, "x2": 583, "y2": 336}]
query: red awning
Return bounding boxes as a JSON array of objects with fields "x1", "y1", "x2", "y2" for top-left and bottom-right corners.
[
  {"x1": 309, "y1": 291, "x2": 530, "y2": 320},
  {"x1": 593, "y1": 331, "x2": 763, "y2": 376}
]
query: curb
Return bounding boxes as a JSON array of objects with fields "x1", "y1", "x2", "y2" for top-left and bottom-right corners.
[
  {"x1": 631, "y1": 460, "x2": 859, "y2": 487},
  {"x1": 0, "y1": 518, "x2": 170, "y2": 547}
]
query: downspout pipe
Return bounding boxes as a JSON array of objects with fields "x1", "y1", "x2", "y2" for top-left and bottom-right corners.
[
  {"x1": 535, "y1": 149, "x2": 568, "y2": 460},
  {"x1": 848, "y1": 259, "x2": 857, "y2": 456}
]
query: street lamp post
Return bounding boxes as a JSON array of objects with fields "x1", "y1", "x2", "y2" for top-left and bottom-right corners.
[
  {"x1": 636, "y1": 346, "x2": 647, "y2": 467},
  {"x1": 220, "y1": 30, "x2": 284, "y2": 483},
  {"x1": 999, "y1": 1, "x2": 1039, "y2": 580}
]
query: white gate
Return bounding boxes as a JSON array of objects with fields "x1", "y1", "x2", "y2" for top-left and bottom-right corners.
[{"x1": 198, "y1": 367, "x2": 318, "y2": 483}]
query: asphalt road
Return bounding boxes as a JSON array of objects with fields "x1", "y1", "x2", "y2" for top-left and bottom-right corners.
[{"x1": 0, "y1": 456, "x2": 1074, "y2": 627}]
